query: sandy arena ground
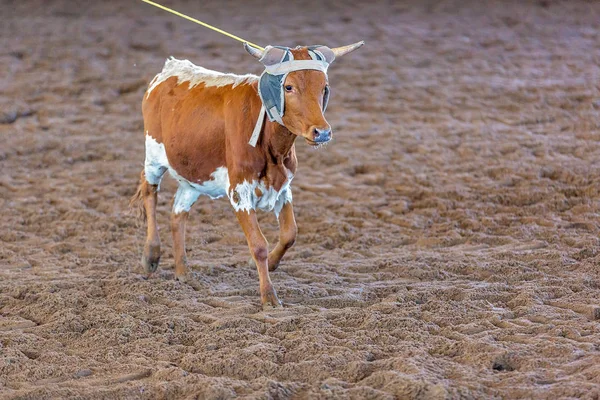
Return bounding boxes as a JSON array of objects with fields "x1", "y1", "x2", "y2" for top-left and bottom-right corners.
[{"x1": 1, "y1": 0, "x2": 600, "y2": 398}]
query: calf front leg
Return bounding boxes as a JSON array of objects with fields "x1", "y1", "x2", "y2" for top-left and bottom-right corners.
[
  {"x1": 268, "y1": 202, "x2": 297, "y2": 271},
  {"x1": 170, "y1": 184, "x2": 201, "y2": 282},
  {"x1": 139, "y1": 177, "x2": 161, "y2": 276},
  {"x1": 236, "y1": 210, "x2": 282, "y2": 309}
]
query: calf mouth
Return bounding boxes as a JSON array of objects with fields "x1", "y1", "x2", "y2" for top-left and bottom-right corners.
[{"x1": 304, "y1": 137, "x2": 331, "y2": 148}]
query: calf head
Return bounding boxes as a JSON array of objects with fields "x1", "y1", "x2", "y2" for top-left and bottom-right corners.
[{"x1": 245, "y1": 42, "x2": 364, "y2": 147}]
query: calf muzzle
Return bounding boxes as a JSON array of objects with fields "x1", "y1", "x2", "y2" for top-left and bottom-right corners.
[{"x1": 313, "y1": 127, "x2": 332, "y2": 143}]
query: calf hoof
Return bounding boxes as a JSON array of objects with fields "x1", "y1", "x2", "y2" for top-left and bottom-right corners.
[
  {"x1": 175, "y1": 270, "x2": 191, "y2": 283},
  {"x1": 175, "y1": 260, "x2": 189, "y2": 282},
  {"x1": 250, "y1": 256, "x2": 280, "y2": 272},
  {"x1": 268, "y1": 261, "x2": 280, "y2": 272},
  {"x1": 142, "y1": 243, "x2": 161, "y2": 274},
  {"x1": 261, "y1": 284, "x2": 283, "y2": 310},
  {"x1": 141, "y1": 254, "x2": 160, "y2": 274}
]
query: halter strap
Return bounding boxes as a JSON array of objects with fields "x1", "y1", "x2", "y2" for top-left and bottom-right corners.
[
  {"x1": 264, "y1": 60, "x2": 329, "y2": 75},
  {"x1": 248, "y1": 105, "x2": 266, "y2": 147}
]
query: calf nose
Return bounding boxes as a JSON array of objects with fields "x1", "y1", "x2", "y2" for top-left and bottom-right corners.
[{"x1": 313, "y1": 127, "x2": 331, "y2": 143}]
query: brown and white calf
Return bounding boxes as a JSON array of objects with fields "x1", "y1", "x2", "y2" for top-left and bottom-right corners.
[{"x1": 131, "y1": 43, "x2": 363, "y2": 309}]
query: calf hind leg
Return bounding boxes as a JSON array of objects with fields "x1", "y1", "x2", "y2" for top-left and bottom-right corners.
[
  {"x1": 171, "y1": 184, "x2": 201, "y2": 282},
  {"x1": 130, "y1": 170, "x2": 164, "y2": 276}
]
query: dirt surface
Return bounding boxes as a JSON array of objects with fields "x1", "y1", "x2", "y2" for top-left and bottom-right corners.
[{"x1": 2, "y1": 0, "x2": 600, "y2": 398}]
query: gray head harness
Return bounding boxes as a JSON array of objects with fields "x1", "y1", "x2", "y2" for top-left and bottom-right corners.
[{"x1": 249, "y1": 45, "x2": 334, "y2": 147}]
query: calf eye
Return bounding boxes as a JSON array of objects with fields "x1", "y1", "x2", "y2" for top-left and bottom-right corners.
[{"x1": 284, "y1": 85, "x2": 293, "y2": 92}]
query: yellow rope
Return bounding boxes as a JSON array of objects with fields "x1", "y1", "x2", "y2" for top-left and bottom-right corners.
[{"x1": 140, "y1": 0, "x2": 265, "y2": 51}]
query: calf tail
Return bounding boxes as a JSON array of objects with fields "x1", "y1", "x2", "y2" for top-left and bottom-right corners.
[{"x1": 129, "y1": 171, "x2": 147, "y2": 223}]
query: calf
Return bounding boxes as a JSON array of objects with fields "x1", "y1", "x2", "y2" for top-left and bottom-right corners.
[{"x1": 130, "y1": 42, "x2": 363, "y2": 309}]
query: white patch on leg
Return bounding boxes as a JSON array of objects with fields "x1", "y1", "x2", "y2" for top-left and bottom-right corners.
[
  {"x1": 173, "y1": 185, "x2": 201, "y2": 215},
  {"x1": 273, "y1": 186, "x2": 293, "y2": 218},
  {"x1": 170, "y1": 167, "x2": 230, "y2": 214},
  {"x1": 145, "y1": 133, "x2": 168, "y2": 187},
  {"x1": 230, "y1": 171, "x2": 294, "y2": 217}
]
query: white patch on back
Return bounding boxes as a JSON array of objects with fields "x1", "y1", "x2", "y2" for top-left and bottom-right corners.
[
  {"x1": 144, "y1": 134, "x2": 230, "y2": 214},
  {"x1": 230, "y1": 171, "x2": 294, "y2": 217},
  {"x1": 146, "y1": 57, "x2": 258, "y2": 97}
]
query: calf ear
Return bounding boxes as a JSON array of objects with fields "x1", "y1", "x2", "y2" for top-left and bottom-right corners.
[
  {"x1": 312, "y1": 46, "x2": 336, "y2": 64},
  {"x1": 258, "y1": 46, "x2": 289, "y2": 66}
]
